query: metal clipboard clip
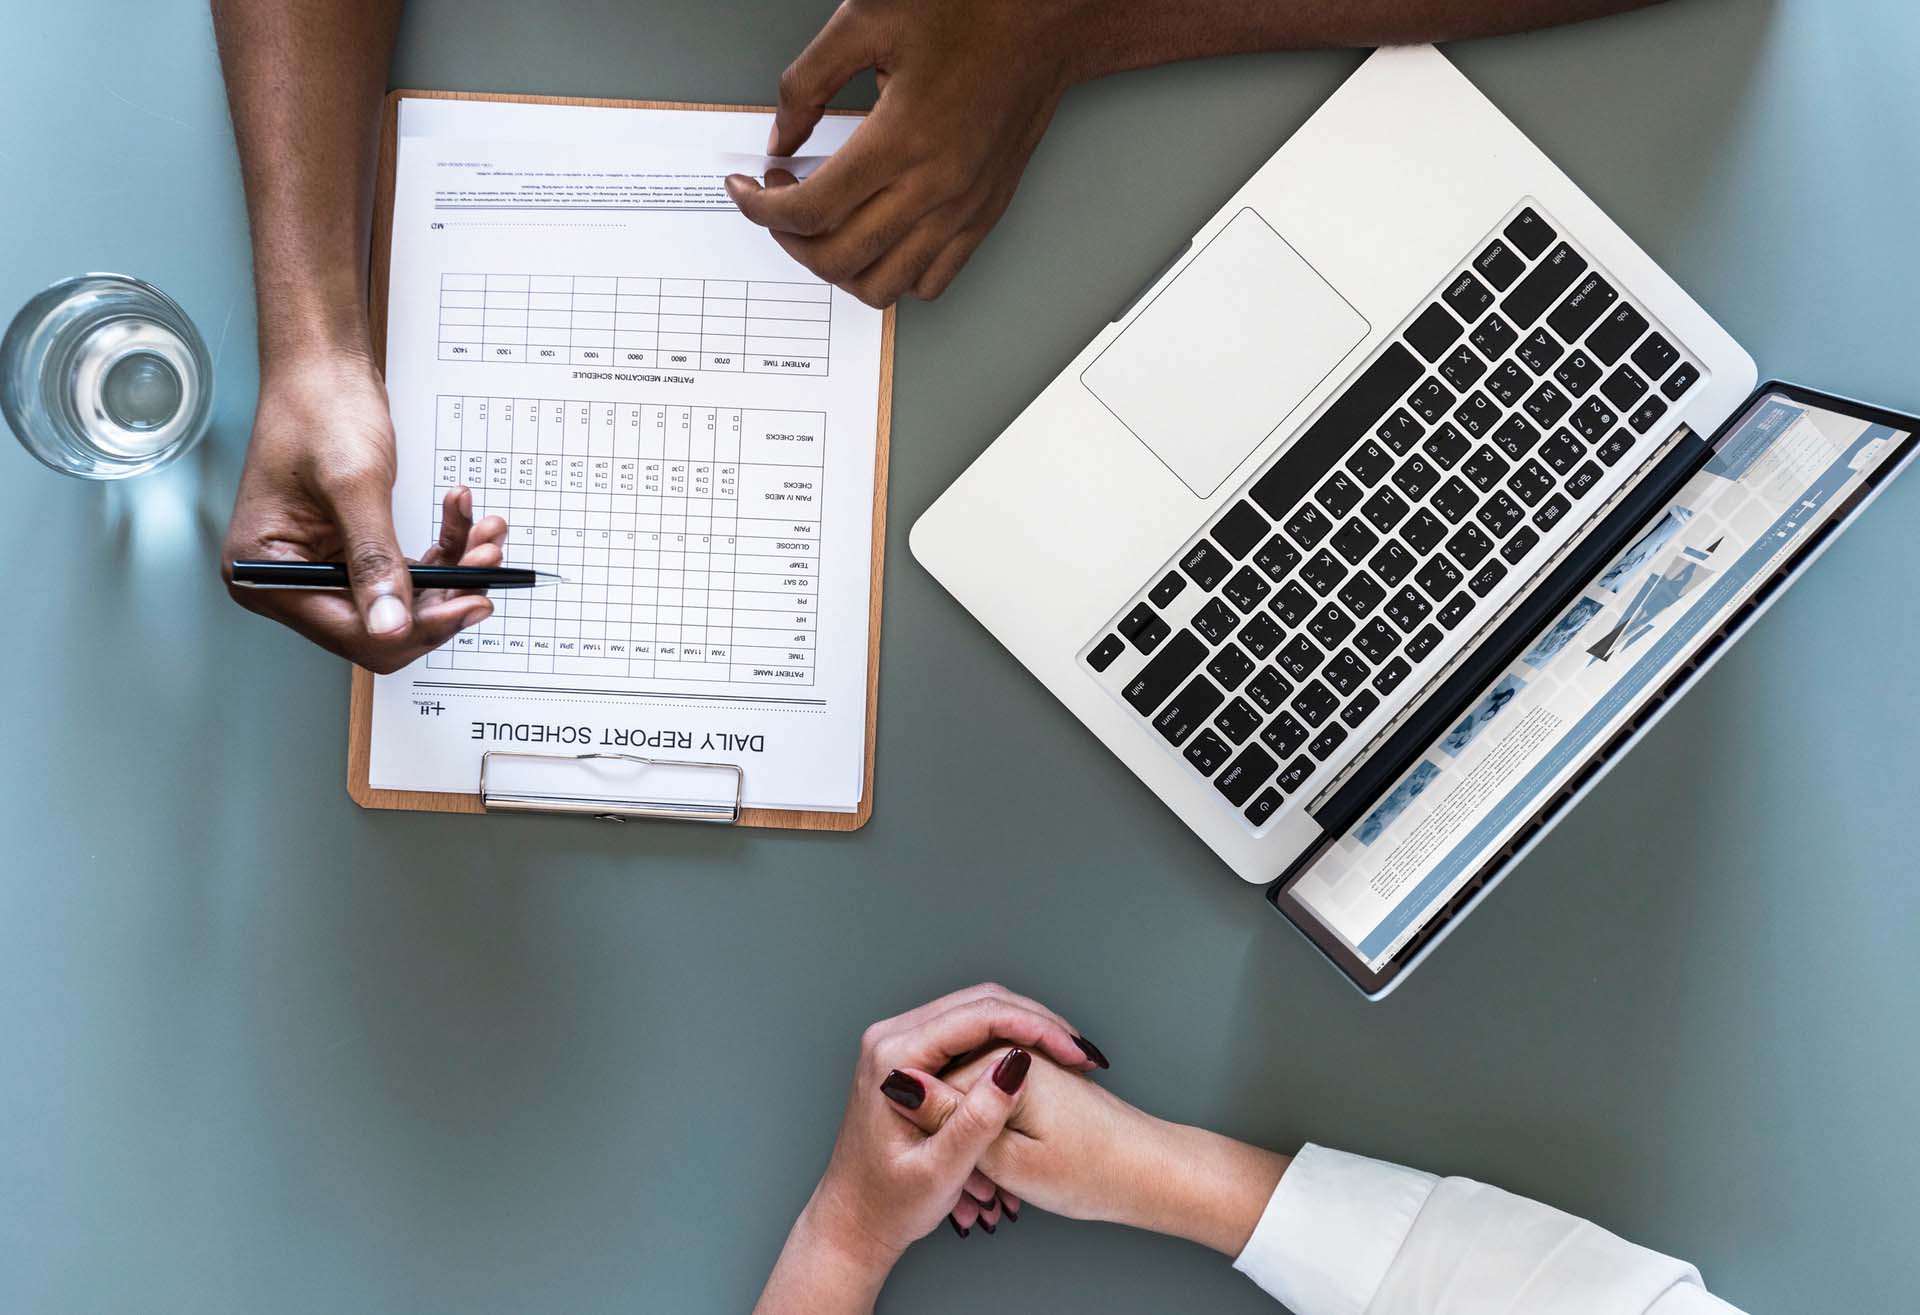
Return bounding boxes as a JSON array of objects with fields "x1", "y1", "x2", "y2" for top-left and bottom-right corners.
[{"x1": 479, "y1": 750, "x2": 744, "y2": 825}]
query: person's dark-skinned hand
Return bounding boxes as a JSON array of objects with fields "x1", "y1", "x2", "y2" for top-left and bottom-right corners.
[
  {"x1": 725, "y1": 0, "x2": 1079, "y2": 307},
  {"x1": 222, "y1": 350, "x2": 503, "y2": 673}
]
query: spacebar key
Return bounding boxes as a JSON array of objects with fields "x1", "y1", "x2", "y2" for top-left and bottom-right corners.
[
  {"x1": 1123, "y1": 629, "x2": 1207, "y2": 716},
  {"x1": 1251, "y1": 343, "x2": 1422, "y2": 519}
]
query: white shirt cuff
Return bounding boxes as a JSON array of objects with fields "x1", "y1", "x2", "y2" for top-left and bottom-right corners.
[{"x1": 1233, "y1": 1144, "x2": 1438, "y2": 1315}]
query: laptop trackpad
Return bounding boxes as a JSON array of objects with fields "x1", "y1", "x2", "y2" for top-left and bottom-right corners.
[{"x1": 1082, "y1": 208, "x2": 1368, "y2": 497}]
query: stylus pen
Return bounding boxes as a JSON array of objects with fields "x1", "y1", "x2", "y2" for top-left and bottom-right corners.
[{"x1": 228, "y1": 561, "x2": 567, "y2": 591}]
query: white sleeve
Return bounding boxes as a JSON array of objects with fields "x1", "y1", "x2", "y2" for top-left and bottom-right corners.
[{"x1": 1232, "y1": 1145, "x2": 1746, "y2": 1315}]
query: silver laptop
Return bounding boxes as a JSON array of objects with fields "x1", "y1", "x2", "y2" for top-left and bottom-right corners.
[{"x1": 913, "y1": 47, "x2": 1910, "y2": 994}]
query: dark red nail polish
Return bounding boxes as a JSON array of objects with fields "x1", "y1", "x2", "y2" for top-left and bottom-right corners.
[
  {"x1": 949, "y1": 1217, "x2": 969, "y2": 1240},
  {"x1": 992, "y1": 1048, "x2": 1031, "y2": 1094},
  {"x1": 1072, "y1": 1033, "x2": 1110, "y2": 1069},
  {"x1": 967, "y1": 1189, "x2": 995, "y2": 1208},
  {"x1": 880, "y1": 1070, "x2": 925, "y2": 1110},
  {"x1": 1004, "y1": 1202, "x2": 1020, "y2": 1223},
  {"x1": 980, "y1": 1219, "x2": 997, "y2": 1235}
]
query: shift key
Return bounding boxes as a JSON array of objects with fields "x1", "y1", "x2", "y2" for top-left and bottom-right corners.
[
  {"x1": 1124, "y1": 629, "x2": 1208, "y2": 716},
  {"x1": 1503, "y1": 243, "x2": 1587, "y2": 328}
]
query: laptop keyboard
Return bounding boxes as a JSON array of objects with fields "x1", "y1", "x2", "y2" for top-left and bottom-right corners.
[{"x1": 1084, "y1": 202, "x2": 1704, "y2": 832}]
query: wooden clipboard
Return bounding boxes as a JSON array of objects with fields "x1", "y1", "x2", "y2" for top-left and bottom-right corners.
[{"x1": 347, "y1": 89, "x2": 892, "y2": 831}]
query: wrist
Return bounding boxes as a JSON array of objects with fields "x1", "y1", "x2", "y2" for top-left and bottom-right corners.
[
  {"x1": 252, "y1": 269, "x2": 376, "y2": 374},
  {"x1": 795, "y1": 1188, "x2": 903, "y2": 1288},
  {"x1": 1117, "y1": 1117, "x2": 1289, "y2": 1257}
]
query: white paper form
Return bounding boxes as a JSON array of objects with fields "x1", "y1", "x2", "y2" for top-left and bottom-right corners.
[{"x1": 368, "y1": 99, "x2": 884, "y2": 812}]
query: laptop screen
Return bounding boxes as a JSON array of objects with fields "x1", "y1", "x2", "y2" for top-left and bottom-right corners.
[{"x1": 1279, "y1": 388, "x2": 1915, "y2": 978}]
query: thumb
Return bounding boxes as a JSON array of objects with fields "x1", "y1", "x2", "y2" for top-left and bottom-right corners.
[
  {"x1": 329, "y1": 475, "x2": 414, "y2": 639},
  {"x1": 923, "y1": 1049, "x2": 1030, "y2": 1177}
]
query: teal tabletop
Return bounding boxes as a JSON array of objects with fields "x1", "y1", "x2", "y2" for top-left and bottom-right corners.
[{"x1": 3, "y1": 2, "x2": 1917, "y2": 1311}]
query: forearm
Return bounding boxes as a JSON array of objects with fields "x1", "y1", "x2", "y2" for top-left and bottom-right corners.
[
  {"x1": 211, "y1": 0, "x2": 403, "y2": 369},
  {"x1": 753, "y1": 1197, "x2": 898, "y2": 1315},
  {"x1": 1117, "y1": 1117, "x2": 1290, "y2": 1257},
  {"x1": 1055, "y1": 0, "x2": 1668, "y2": 85}
]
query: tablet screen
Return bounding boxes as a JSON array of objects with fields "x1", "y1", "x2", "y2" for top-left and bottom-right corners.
[{"x1": 1281, "y1": 388, "x2": 1915, "y2": 979}]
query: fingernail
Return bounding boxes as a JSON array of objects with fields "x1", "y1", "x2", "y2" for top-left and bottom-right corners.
[
  {"x1": 949, "y1": 1218, "x2": 969, "y2": 1240},
  {"x1": 966, "y1": 1190, "x2": 994, "y2": 1208},
  {"x1": 979, "y1": 1219, "x2": 996, "y2": 1235},
  {"x1": 367, "y1": 594, "x2": 408, "y2": 635},
  {"x1": 1073, "y1": 1033, "x2": 1110, "y2": 1070},
  {"x1": 459, "y1": 486, "x2": 472, "y2": 515},
  {"x1": 879, "y1": 1070, "x2": 924, "y2": 1110},
  {"x1": 1004, "y1": 1203, "x2": 1020, "y2": 1223},
  {"x1": 724, "y1": 173, "x2": 753, "y2": 197},
  {"x1": 766, "y1": 124, "x2": 779, "y2": 154},
  {"x1": 992, "y1": 1048, "x2": 1030, "y2": 1094}
]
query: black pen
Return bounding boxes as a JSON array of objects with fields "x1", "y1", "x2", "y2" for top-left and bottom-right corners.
[{"x1": 229, "y1": 561, "x2": 567, "y2": 591}]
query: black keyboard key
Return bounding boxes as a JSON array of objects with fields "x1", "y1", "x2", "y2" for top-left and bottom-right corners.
[
  {"x1": 1088, "y1": 634, "x2": 1125, "y2": 672},
  {"x1": 1360, "y1": 486, "x2": 1410, "y2": 534},
  {"x1": 1570, "y1": 396, "x2": 1617, "y2": 443},
  {"x1": 1317, "y1": 471, "x2": 1363, "y2": 518},
  {"x1": 1566, "y1": 460, "x2": 1603, "y2": 500},
  {"x1": 1368, "y1": 540, "x2": 1415, "y2": 588},
  {"x1": 1341, "y1": 689, "x2": 1382, "y2": 729},
  {"x1": 1123, "y1": 629, "x2": 1206, "y2": 714},
  {"x1": 1275, "y1": 754, "x2": 1316, "y2": 795},
  {"x1": 1186, "y1": 729, "x2": 1231, "y2": 777},
  {"x1": 1307, "y1": 603, "x2": 1357, "y2": 649},
  {"x1": 1284, "y1": 503, "x2": 1334, "y2": 550},
  {"x1": 1291, "y1": 680, "x2": 1339, "y2": 728},
  {"x1": 1446, "y1": 523, "x2": 1495, "y2": 570},
  {"x1": 1588, "y1": 304, "x2": 1649, "y2": 365},
  {"x1": 1238, "y1": 611, "x2": 1285, "y2": 660},
  {"x1": 1600, "y1": 364, "x2": 1650, "y2": 411},
  {"x1": 1439, "y1": 344, "x2": 1487, "y2": 392},
  {"x1": 1547, "y1": 273, "x2": 1617, "y2": 344},
  {"x1": 1503, "y1": 242, "x2": 1587, "y2": 328},
  {"x1": 1154, "y1": 676, "x2": 1225, "y2": 745},
  {"x1": 1372, "y1": 656, "x2": 1412, "y2": 697},
  {"x1": 1508, "y1": 458, "x2": 1555, "y2": 506},
  {"x1": 1278, "y1": 634, "x2": 1324, "y2": 682},
  {"x1": 1377, "y1": 409, "x2": 1424, "y2": 455},
  {"x1": 1261, "y1": 711, "x2": 1308, "y2": 757},
  {"x1": 1505, "y1": 207, "x2": 1556, "y2": 259},
  {"x1": 1662, "y1": 361, "x2": 1701, "y2": 401},
  {"x1": 1300, "y1": 549, "x2": 1348, "y2": 596},
  {"x1": 1207, "y1": 643, "x2": 1255, "y2": 691},
  {"x1": 1246, "y1": 666, "x2": 1294, "y2": 714},
  {"x1": 1251, "y1": 344, "x2": 1423, "y2": 520},
  {"x1": 1406, "y1": 624, "x2": 1443, "y2": 662},
  {"x1": 1181, "y1": 540, "x2": 1231, "y2": 590},
  {"x1": 1385, "y1": 586, "x2": 1431, "y2": 633},
  {"x1": 1554, "y1": 349, "x2": 1603, "y2": 398},
  {"x1": 1470, "y1": 312, "x2": 1519, "y2": 361},
  {"x1": 1416, "y1": 556, "x2": 1462, "y2": 599},
  {"x1": 1331, "y1": 519, "x2": 1380, "y2": 565},
  {"x1": 1271, "y1": 580, "x2": 1316, "y2": 627},
  {"x1": 1223, "y1": 565, "x2": 1271, "y2": 614},
  {"x1": 1337, "y1": 571, "x2": 1387, "y2": 619},
  {"x1": 1517, "y1": 327, "x2": 1565, "y2": 376},
  {"x1": 1245, "y1": 788, "x2": 1285, "y2": 826},
  {"x1": 1408, "y1": 377, "x2": 1455, "y2": 425},
  {"x1": 1442, "y1": 270, "x2": 1495, "y2": 325},
  {"x1": 1215, "y1": 743, "x2": 1280, "y2": 805},
  {"x1": 1119, "y1": 601, "x2": 1171, "y2": 653},
  {"x1": 1532, "y1": 493, "x2": 1573, "y2": 532},
  {"x1": 1215, "y1": 696, "x2": 1263, "y2": 745},
  {"x1": 1475, "y1": 239, "x2": 1526, "y2": 290},
  {"x1": 1133, "y1": 615, "x2": 1169, "y2": 652},
  {"x1": 1309, "y1": 723, "x2": 1349, "y2": 760},
  {"x1": 1453, "y1": 390, "x2": 1499, "y2": 438},
  {"x1": 1462, "y1": 446, "x2": 1511, "y2": 493},
  {"x1": 1192, "y1": 598, "x2": 1239, "y2": 645},
  {"x1": 1424, "y1": 421, "x2": 1471, "y2": 468},
  {"x1": 1253, "y1": 535, "x2": 1301, "y2": 582},
  {"x1": 1476, "y1": 490, "x2": 1525, "y2": 538},
  {"x1": 1500, "y1": 525, "x2": 1541, "y2": 566},
  {"x1": 1347, "y1": 439, "x2": 1395, "y2": 486},
  {"x1": 1210, "y1": 501, "x2": 1270, "y2": 559},
  {"x1": 1537, "y1": 430, "x2": 1584, "y2": 475},
  {"x1": 1354, "y1": 618, "x2": 1399, "y2": 665},
  {"x1": 1596, "y1": 430, "x2": 1634, "y2": 467},
  {"x1": 1406, "y1": 303, "x2": 1464, "y2": 362},
  {"x1": 1524, "y1": 382, "x2": 1572, "y2": 427},
  {"x1": 1149, "y1": 570, "x2": 1187, "y2": 607},
  {"x1": 1322, "y1": 649, "x2": 1369, "y2": 697},
  {"x1": 1402, "y1": 508, "x2": 1447, "y2": 555},
  {"x1": 1391, "y1": 453, "x2": 1441, "y2": 501},
  {"x1": 1431, "y1": 476, "x2": 1479, "y2": 522},
  {"x1": 1631, "y1": 333, "x2": 1679, "y2": 381},
  {"x1": 1630, "y1": 396, "x2": 1670, "y2": 433},
  {"x1": 1492, "y1": 414, "x2": 1541, "y2": 461},
  {"x1": 1486, "y1": 361, "x2": 1532, "y2": 408},
  {"x1": 1436, "y1": 592, "x2": 1474, "y2": 631},
  {"x1": 1469, "y1": 559, "x2": 1508, "y2": 597}
]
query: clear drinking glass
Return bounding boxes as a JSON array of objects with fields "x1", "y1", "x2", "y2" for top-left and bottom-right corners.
[{"x1": 1, "y1": 273, "x2": 214, "y2": 479}]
